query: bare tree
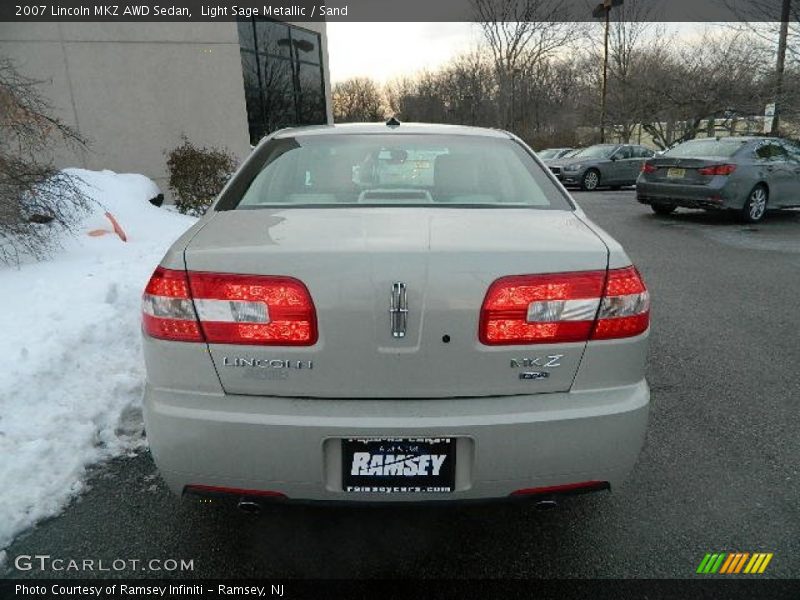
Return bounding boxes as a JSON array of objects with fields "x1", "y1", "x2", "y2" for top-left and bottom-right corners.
[
  {"x1": 332, "y1": 77, "x2": 386, "y2": 123},
  {"x1": 637, "y1": 31, "x2": 770, "y2": 148},
  {"x1": 725, "y1": 0, "x2": 799, "y2": 134},
  {"x1": 472, "y1": 0, "x2": 581, "y2": 128},
  {"x1": 0, "y1": 58, "x2": 91, "y2": 265},
  {"x1": 586, "y1": 0, "x2": 662, "y2": 142},
  {"x1": 725, "y1": 0, "x2": 799, "y2": 63},
  {"x1": 387, "y1": 51, "x2": 497, "y2": 126}
]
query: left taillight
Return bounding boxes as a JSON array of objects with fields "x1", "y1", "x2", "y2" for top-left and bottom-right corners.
[
  {"x1": 142, "y1": 267, "x2": 203, "y2": 342},
  {"x1": 142, "y1": 267, "x2": 317, "y2": 345}
]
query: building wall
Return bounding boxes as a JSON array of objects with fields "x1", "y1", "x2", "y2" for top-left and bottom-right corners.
[{"x1": 0, "y1": 22, "x2": 332, "y2": 197}]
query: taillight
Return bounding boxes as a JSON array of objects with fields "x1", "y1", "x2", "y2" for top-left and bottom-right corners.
[
  {"x1": 479, "y1": 266, "x2": 649, "y2": 345},
  {"x1": 142, "y1": 268, "x2": 317, "y2": 345},
  {"x1": 510, "y1": 480, "x2": 609, "y2": 496},
  {"x1": 592, "y1": 266, "x2": 650, "y2": 340},
  {"x1": 189, "y1": 272, "x2": 317, "y2": 345},
  {"x1": 641, "y1": 162, "x2": 657, "y2": 173},
  {"x1": 697, "y1": 164, "x2": 736, "y2": 176},
  {"x1": 142, "y1": 267, "x2": 203, "y2": 342},
  {"x1": 479, "y1": 271, "x2": 605, "y2": 345}
]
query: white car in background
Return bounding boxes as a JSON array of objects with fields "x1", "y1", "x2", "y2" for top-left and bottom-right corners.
[{"x1": 142, "y1": 122, "x2": 650, "y2": 509}]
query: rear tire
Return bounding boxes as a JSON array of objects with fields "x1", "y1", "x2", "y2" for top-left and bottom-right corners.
[
  {"x1": 740, "y1": 185, "x2": 768, "y2": 223},
  {"x1": 581, "y1": 169, "x2": 600, "y2": 191},
  {"x1": 651, "y1": 203, "x2": 676, "y2": 216}
]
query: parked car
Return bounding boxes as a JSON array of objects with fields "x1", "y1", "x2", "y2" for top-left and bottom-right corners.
[
  {"x1": 637, "y1": 136, "x2": 800, "y2": 223},
  {"x1": 142, "y1": 122, "x2": 650, "y2": 507},
  {"x1": 537, "y1": 147, "x2": 575, "y2": 162},
  {"x1": 548, "y1": 144, "x2": 655, "y2": 190}
]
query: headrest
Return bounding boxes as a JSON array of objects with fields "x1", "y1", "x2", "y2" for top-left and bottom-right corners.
[{"x1": 434, "y1": 153, "x2": 482, "y2": 194}]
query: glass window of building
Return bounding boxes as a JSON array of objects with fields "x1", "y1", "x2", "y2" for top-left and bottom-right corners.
[{"x1": 238, "y1": 20, "x2": 327, "y2": 145}]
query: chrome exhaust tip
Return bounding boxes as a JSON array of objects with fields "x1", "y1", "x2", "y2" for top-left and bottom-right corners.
[
  {"x1": 237, "y1": 500, "x2": 262, "y2": 515},
  {"x1": 534, "y1": 498, "x2": 558, "y2": 511}
]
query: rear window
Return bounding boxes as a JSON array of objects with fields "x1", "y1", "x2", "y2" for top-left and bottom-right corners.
[
  {"x1": 231, "y1": 134, "x2": 571, "y2": 210},
  {"x1": 665, "y1": 139, "x2": 747, "y2": 158}
]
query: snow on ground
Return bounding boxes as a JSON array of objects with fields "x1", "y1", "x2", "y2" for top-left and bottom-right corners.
[{"x1": 0, "y1": 169, "x2": 196, "y2": 550}]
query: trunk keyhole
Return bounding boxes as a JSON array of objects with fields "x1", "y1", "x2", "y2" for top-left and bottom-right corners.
[{"x1": 442, "y1": 335, "x2": 451, "y2": 343}]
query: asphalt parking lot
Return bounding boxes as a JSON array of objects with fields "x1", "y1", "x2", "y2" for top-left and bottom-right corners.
[{"x1": 5, "y1": 190, "x2": 800, "y2": 579}]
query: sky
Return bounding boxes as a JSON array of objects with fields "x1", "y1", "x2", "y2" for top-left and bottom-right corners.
[
  {"x1": 326, "y1": 22, "x2": 714, "y2": 85},
  {"x1": 327, "y1": 23, "x2": 480, "y2": 84}
]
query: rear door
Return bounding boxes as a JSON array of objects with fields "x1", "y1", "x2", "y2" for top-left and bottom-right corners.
[
  {"x1": 781, "y1": 141, "x2": 800, "y2": 206},
  {"x1": 756, "y1": 141, "x2": 793, "y2": 207},
  {"x1": 618, "y1": 145, "x2": 644, "y2": 184},
  {"x1": 608, "y1": 145, "x2": 633, "y2": 183}
]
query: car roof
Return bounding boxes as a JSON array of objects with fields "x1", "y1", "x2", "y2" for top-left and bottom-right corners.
[
  {"x1": 684, "y1": 136, "x2": 766, "y2": 143},
  {"x1": 269, "y1": 122, "x2": 514, "y2": 140}
]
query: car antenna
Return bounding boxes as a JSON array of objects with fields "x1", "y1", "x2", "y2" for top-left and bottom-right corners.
[{"x1": 386, "y1": 116, "x2": 401, "y2": 128}]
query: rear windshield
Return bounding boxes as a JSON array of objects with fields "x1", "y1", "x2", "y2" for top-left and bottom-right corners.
[
  {"x1": 231, "y1": 134, "x2": 572, "y2": 210},
  {"x1": 665, "y1": 139, "x2": 748, "y2": 158}
]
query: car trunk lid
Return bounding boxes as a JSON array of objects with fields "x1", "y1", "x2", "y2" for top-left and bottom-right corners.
[
  {"x1": 183, "y1": 208, "x2": 609, "y2": 398},
  {"x1": 645, "y1": 157, "x2": 731, "y2": 185}
]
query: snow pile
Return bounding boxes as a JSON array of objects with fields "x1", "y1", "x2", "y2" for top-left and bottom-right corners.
[{"x1": 0, "y1": 169, "x2": 196, "y2": 550}]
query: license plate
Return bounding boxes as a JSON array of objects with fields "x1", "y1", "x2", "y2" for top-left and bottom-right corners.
[
  {"x1": 342, "y1": 437, "x2": 456, "y2": 494},
  {"x1": 667, "y1": 167, "x2": 685, "y2": 178}
]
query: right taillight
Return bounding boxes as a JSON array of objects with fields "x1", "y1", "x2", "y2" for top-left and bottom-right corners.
[
  {"x1": 591, "y1": 266, "x2": 650, "y2": 340},
  {"x1": 697, "y1": 164, "x2": 736, "y2": 176},
  {"x1": 479, "y1": 266, "x2": 649, "y2": 345},
  {"x1": 142, "y1": 267, "x2": 317, "y2": 345}
]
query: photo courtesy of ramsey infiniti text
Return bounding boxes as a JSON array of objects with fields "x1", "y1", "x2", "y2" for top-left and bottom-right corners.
[{"x1": 141, "y1": 122, "x2": 651, "y2": 506}]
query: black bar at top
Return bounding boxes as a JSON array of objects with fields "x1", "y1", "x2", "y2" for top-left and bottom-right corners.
[{"x1": 0, "y1": 0, "x2": 792, "y2": 23}]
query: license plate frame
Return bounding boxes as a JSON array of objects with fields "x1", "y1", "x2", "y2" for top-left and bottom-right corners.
[
  {"x1": 667, "y1": 167, "x2": 686, "y2": 178},
  {"x1": 341, "y1": 437, "x2": 456, "y2": 494}
]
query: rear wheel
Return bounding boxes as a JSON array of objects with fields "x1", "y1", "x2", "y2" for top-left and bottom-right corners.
[
  {"x1": 651, "y1": 203, "x2": 676, "y2": 216},
  {"x1": 581, "y1": 169, "x2": 600, "y2": 191},
  {"x1": 740, "y1": 185, "x2": 768, "y2": 223}
]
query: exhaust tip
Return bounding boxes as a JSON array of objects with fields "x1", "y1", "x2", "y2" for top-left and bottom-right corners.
[
  {"x1": 534, "y1": 499, "x2": 558, "y2": 511},
  {"x1": 237, "y1": 500, "x2": 262, "y2": 515}
]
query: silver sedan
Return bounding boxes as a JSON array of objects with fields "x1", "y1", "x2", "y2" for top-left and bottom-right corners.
[
  {"x1": 548, "y1": 144, "x2": 655, "y2": 190},
  {"x1": 636, "y1": 136, "x2": 800, "y2": 223},
  {"x1": 141, "y1": 123, "x2": 650, "y2": 506}
]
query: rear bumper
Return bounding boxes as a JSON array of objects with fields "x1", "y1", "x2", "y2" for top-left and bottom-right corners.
[
  {"x1": 636, "y1": 180, "x2": 743, "y2": 209},
  {"x1": 144, "y1": 380, "x2": 649, "y2": 502}
]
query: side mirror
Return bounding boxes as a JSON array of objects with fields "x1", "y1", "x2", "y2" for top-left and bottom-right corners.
[{"x1": 610, "y1": 155, "x2": 618, "y2": 161}]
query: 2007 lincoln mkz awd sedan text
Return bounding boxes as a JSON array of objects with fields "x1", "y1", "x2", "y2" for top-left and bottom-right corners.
[{"x1": 142, "y1": 122, "x2": 650, "y2": 505}]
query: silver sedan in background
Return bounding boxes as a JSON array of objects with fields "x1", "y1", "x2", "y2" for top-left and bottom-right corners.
[
  {"x1": 636, "y1": 136, "x2": 800, "y2": 223},
  {"x1": 548, "y1": 144, "x2": 655, "y2": 190}
]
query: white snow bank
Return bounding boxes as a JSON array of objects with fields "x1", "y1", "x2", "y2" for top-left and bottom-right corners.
[{"x1": 0, "y1": 169, "x2": 196, "y2": 550}]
